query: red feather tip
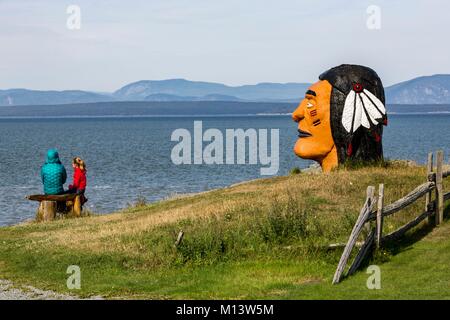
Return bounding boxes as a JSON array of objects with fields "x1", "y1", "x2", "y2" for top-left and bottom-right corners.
[{"x1": 346, "y1": 143, "x2": 353, "y2": 156}]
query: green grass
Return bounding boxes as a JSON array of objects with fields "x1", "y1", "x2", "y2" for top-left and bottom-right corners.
[{"x1": 0, "y1": 162, "x2": 449, "y2": 299}]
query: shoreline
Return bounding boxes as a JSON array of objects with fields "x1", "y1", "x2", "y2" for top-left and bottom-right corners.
[
  {"x1": 1, "y1": 162, "x2": 324, "y2": 229},
  {"x1": 0, "y1": 175, "x2": 277, "y2": 229},
  {"x1": 1, "y1": 160, "x2": 445, "y2": 229},
  {"x1": 0, "y1": 160, "x2": 427, "y2": 229}
]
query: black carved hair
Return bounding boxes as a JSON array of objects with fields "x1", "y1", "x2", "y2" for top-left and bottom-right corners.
[{"x1": 319, "y1": 64, "x2": 387, "y2": 164}]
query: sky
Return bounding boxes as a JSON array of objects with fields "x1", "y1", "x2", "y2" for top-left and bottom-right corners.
[{"x1": 0, "y1": 0, "x2": 449, "y2": 92}]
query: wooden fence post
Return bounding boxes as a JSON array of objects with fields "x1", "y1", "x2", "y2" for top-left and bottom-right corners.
[
  {"x1": 425, "y1": 152, "x2": 434, "y2": 224},
  {"x1": 347, "y1": 229, "x2": 376, "y2": 276},
  {"x1": 332, "y1": 186, "x2": 375, "y2": 284},
  {"x1": 435, "y1": 150, "x2": 444, "y2": 225},
  {"x1": 376, "y1": 184, "x2": 384, "y2": 248}
]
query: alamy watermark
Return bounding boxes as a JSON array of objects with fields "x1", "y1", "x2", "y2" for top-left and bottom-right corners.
[
  {"x1": 66, "y1": 265, "x2": 81, "y2": 290},
  {"x1": 366, "y1": 265, "x2": 381, "y2": 289},
  {"x1": 171, "y1": 121, "x2": 279, "y2": 175},
  {"x1": 366, "y1": 5, "x2": 381, "y2": 30},
  {"x1": 66, "y1": 5, "x2": 81, "y2": 30}
]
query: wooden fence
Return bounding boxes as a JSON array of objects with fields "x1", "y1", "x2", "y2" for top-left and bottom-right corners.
[{"x1": 332, "y1": 150, "x2": 450, "y2": 284}]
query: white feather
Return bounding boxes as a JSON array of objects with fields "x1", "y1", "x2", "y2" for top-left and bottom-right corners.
[
  {"x1": 353, "y1": 94, "x2": 362, "y2": 132},
  {"x1": 342, "y1": 90, "x2": 356, "y2": 133},
  {"x1": 361, "y1": 112, "x2": 370, "y2": 128},
  {"x1": 358, "y1": 94, "x2": 371, "y2": 128},
  {"x1": 363, "y1": 89, "x2": 386, "y2": 115},
  {"x1": 360, "y1": 92, "x2": 381, "y2": 124}
]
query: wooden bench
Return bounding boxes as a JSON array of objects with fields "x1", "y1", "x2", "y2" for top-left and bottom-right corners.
[{"x1": 26, "y1": 194, "x2": 82, "y2": 222}]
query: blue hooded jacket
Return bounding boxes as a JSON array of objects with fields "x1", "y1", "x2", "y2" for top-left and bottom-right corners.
[{"x1": 41, "y1": 149, "x2": 67, "y2": 195}]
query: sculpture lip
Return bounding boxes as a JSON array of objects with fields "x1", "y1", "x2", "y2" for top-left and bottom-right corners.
[{"x1": 298, "y1": 128, "x2": 312, "y2": 138}]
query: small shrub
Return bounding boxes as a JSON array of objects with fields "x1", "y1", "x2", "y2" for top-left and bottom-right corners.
[
  {"x1": 290, "y1": 167, "x2": 302, "y2": 175},
  {"x1": 257, "y1": 194, "x2": 310, "y2": 244},
  {"x1": 371, "y1": 248, "x2": 392, "y2": 263},
  {"x1": 174, "y1": 217, "x2": 234, "y2": 265},
  {"x1": 129, "y1": 195, "x2": 148, "y2": 208}
]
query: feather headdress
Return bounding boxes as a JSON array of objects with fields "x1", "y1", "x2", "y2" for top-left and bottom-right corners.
[{"x1": 341, "y1": 83, "x2": 386, "y2": 134}]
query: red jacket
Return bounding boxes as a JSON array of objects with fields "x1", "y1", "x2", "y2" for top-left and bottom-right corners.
[{"x1": 69, "y1": 167, "x2": 87, "y2": 191}]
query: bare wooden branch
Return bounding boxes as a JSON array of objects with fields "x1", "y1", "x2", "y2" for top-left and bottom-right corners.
[
  {"x1": 175, "y1": 230, "x2": 184, "y2": 247},
  {"x1": 435, "y1": 150, "x2": 444, "y2": 225},
  {"x1": 332, "y1": 186, "x2": 375, "y2": 284},
  {"x1": 376, "y1": 184, "x2": 384, "y2": 248},
  {"x1": 367, "y1": 181, "x2": 435, "y2": 221},
  {"x1": 382, "y1": 210, "x2": 432, "y2": 243},
  {"x1": 347, "y1": 229, "x2": 376, "y2": 276}
]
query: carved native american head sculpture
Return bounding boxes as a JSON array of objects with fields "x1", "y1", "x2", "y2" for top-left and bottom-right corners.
[{"x1": 293, "y1": 64, "x2": 387, "y2": 172}]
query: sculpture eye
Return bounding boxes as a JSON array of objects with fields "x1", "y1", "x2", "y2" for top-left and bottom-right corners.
[{"x1": 307, "y1": 102, "x2": 314, "y2": 108}]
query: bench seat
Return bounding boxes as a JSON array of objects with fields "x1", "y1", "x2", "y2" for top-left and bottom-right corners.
[{"x1": 26, "y1": 194, "x2": 82, "y2": 222}]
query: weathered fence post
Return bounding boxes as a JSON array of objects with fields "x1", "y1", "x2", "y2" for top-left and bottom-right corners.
[
  {"x1": 332, "y1": 186, "x2": 375, "y2": 284},
  {"x1": 425, "y1": 152, "x2": 434, "y2": 225},
  {"x1": 435, "y1": 150, "x2": 444, "y2": 225},
  {"x1": 376, "y1": 184, "x2": 384, "y2": 248},
  {"x1": 347, "y1": 229, "x2": 376, "y2": 276}
]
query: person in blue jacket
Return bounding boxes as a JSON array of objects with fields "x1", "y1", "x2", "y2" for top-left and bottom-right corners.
[{"x1": 41, "y1": 149, "x2": 67, "y2": 195}]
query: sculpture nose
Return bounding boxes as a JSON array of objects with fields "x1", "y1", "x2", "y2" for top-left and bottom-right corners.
[{"x1": 292, "y1": 100, "x2": 306, "y2": 122}]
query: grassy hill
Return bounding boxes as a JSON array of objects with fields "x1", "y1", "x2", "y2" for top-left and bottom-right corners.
[{"x1": 0, "y1": 163, "x2": 449, "y2": 299}]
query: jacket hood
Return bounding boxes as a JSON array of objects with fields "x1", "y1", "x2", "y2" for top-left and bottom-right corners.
[{"x1": 46, "y1": 149, "x2": 61, "y2": 164}]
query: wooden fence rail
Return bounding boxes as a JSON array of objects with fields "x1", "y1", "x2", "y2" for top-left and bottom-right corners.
[
  {"x1": 366, "y1": 181, "x2": 435, "y2": 221},
  {"x1": 332, "y1": 150, "x2": 449, "y2": 284}
]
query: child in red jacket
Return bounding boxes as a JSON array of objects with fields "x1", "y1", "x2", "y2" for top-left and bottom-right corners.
[{"x1": 68, "y1": 157, "x2": 88, "y2": 205}]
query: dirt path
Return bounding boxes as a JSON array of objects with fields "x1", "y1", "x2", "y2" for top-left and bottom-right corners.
[{"x1": 0, "y1": 279, "x2": 102, "y2": 300}]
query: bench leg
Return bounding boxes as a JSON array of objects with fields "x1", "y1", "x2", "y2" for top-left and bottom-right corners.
[
  {"x1": 73, "y1": 195, "x2": 82, "y2": 217},
  {"x1": 36, "y1": 200, "x2": 57, "y2": 222}
]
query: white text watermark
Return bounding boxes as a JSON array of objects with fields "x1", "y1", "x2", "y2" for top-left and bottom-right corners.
[
  {"x1": 66, "y1": 265, "x2": 81, "y2": 290},
  {"x1": 171, "y1": 121, "x2": 279, "y2": 175}
]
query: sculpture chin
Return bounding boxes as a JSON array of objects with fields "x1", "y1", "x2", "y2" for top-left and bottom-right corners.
[
  {"x1": 294, "y1": 138, "x2": 328, "y2": 161},
  {"x1": 294, "y1": 139, "x2": 338, "y2": 172}
]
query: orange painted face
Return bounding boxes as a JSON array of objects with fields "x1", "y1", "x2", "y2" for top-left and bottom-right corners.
[{"x1": 292, "y1": 80, "x2": 338, "y2": 171}]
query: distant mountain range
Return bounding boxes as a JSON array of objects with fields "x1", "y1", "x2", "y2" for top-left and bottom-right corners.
[
  {"x1": 2, "y1": 74, "x2": 450, "y2": 106},
  {"x1": 0, "y1": 89, "x2": 112, "y2": 106},
  {"x1": 114, "y1": 79, "x2": 309, "y2": 103},
  {"x1": 385, "y1": 75, "x2": 450, "y2": 104}
]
